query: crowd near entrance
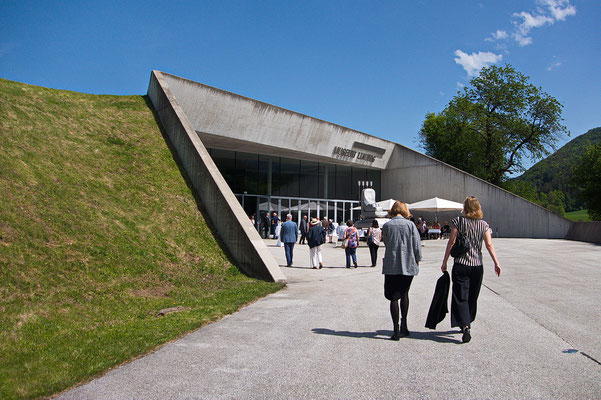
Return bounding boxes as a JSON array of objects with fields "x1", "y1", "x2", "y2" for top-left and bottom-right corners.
[{"x1": 236, "y1": 193, "x2": 360, "y2": 236}]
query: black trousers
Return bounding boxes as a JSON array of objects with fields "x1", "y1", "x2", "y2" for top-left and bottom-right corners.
[
  {"x1": 451, "y1": 263, "x2": 483, "y2": 328},
  {"x1": 368, "y1": 242, "x2": 379, "y2": 266},
  {"x1": 299, "y1": 232, "x2": 306, "y2": 244}
]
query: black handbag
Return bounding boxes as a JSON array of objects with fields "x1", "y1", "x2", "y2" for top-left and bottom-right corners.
[{"x1": 450, "y1": 217, "x2": 470, "y2": 258}]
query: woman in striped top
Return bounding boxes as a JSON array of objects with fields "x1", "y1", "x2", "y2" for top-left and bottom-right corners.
[{"x1": 441, "y1": 196, "x2": 501, "y2": 343}]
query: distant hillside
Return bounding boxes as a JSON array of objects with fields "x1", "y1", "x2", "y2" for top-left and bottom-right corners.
[
  {"x1": 0, "y1": 78, "x2": 281, "y2": 399},
  {"x1": 513, "y1": 127, "x2": 601, "y2": 210}
]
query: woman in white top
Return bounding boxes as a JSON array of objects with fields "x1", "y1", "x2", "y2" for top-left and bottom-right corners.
[{"x1": 367, "y1": 220, "x2": 382, "y2": 267}]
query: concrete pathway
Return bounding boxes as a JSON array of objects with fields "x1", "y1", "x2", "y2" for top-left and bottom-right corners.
[{"x1": 58, "y1": 239, "x2": 601, "y2": 399}]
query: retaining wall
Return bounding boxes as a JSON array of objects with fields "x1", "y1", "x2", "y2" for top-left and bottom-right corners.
[
  {"x1": 565, "y1": 222, "x2": 601, "y2": 244},
  {"x1": 147, "y1": 71, "x2": 286, "y2": 283},
  {"x1": 381, "y1": 144, "x2": 573, "y2": 238}
]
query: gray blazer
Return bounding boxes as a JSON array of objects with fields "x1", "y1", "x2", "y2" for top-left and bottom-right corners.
[{"x1": 381, "y1": 216, "x2": 422, "y2": 276}]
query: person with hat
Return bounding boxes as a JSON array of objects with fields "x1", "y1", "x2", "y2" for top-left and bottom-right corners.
[{"x1": 306, "y1": 217, "x2": 326, "y2": 269}]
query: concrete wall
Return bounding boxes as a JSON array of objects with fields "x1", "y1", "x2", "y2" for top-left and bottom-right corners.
[
  {"x1": 565, "y1": 222, "x2": 601, "y2": 244},
  {"x1": 147, "y1": 71, "x2": 286, "y2": 283},
  {"x1": 160, "y1": 72, "x2": 396, "y2": 169},
  {"x1": 381, "y1": 144, "x2": 572, "y2": 238}
]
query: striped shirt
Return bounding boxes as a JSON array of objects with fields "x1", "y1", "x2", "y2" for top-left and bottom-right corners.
[{"x1": 452, "y1": 217, "x2": 490, "y2": 266}]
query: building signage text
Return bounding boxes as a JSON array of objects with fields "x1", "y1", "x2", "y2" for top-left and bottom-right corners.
[{"x1": 332, "y1": 146, "x2": 376, "y2": 163}]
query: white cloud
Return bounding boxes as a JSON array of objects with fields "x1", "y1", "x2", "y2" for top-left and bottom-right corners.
[
  {"x1": 513, "y1": 32, "x2": 533, "y2": 47},
  {"x1": 456, "y1": 81, "x2": 466, "y2": 92},
  {"x1": 492, "y1": 30, "x2": 508, "y2": 40},
  {"x1": 509, "y1": 1, "x2": 576, "y2": 46},
  {"x1": 547, "y1": 60, "x2": 562, "y2": 71},
  {"x1": 454, "y1": 50, "x2": 503, "y2": 76},
  {"x1": 539, "y1": 0, "x2": 576, "y2": 21},
  {"x1": 512, "y1": 11, "x2": 554, "y2": 46}
]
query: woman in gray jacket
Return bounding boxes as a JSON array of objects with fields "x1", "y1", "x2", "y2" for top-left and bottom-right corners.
[{"x1": 382, "y1": 201, "x2": 422, "y2": 340}]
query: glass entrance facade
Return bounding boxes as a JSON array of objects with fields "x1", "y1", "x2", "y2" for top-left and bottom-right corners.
[{"x1": 207, "y1": 148, "x2": 381, "y2": 233}]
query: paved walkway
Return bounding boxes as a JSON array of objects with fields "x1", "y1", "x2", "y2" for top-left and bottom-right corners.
[{"x1": 58, "y1": 239, "x2": 601, "y2": 399}]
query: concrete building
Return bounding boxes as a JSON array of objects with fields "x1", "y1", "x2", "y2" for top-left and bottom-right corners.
[{"x1": 147, "y1": 71, "x2": 572, "y2": 282}]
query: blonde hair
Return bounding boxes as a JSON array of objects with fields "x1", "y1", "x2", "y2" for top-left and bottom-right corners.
[
  {"x1": 463, "y1": 196, "x2": 483, "y2": 219},
  {"x1": 389, "y1": 201, "x2": 410, "y2": 218}
]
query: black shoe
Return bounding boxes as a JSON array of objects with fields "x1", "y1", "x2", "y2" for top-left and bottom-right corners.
[
  {"x1": 390, "y1": 324, "x2": 400, "y2": 341},
  {"x1": 400, "y1": 319, "x2": 410, "y2": 337},
  {"x1": 353, "y1": 262, "x2": 358, "y2": 268},
  {"x1": 462, "y1": 327, "x2": 471, "y2": 343}
]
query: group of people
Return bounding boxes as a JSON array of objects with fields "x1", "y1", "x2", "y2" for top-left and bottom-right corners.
[
  {"x1": 278, "y1": 215, "x2": 366, "y2": 270},
  {"x1": 276, "y1": 196, "x2": 502, "y2": 344},
  {"x1": 415, "y1": 218, "x2": 450, "y2": 240}
]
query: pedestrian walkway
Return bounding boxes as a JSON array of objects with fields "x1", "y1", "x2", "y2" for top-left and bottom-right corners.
[{"x1": 58, "y1": 239, "x2": 601, "y2": 399}]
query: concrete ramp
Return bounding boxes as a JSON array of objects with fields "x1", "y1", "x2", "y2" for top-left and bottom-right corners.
[{"x1": 147, "y1": 71, "x2": 285, "y2": 282}]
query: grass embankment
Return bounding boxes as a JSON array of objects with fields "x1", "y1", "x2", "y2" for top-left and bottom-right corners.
[
  {"x1": 0, "y1": 78, "x2": 283, "y2": 399},
  {"x1": 565, "y1": 209, "x2": 592, "y2": 222}
]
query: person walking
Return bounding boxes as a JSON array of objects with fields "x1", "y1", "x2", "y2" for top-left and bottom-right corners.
[
  {"x1": 441, "y1": 196, "x2": 501, "y2": 343},
  {"x1": 342, "y1": 220, "x2": 359, "y2": 268},
  {"x1": 382, "y1": 201, "x2": 421, "y2": 340},
  {"x1": 367, "y1": 220, "x2": 382, "y2": 267},
  {"x1": 299, "y1": 215, "x2": 308, "y2": 245},
  {"x1": 280, "y1": 214, "x2": 299, "y2": 267},
  {"x1": 330, "y1": 219, "x2": 338, "y2": 244},
  {"x1": 271, "y1": 212, "x2": 279, "y2": 239},
  {"x1": 306, "y1": 218, "x2": 326, "y2": 269},
  {"x1": 335, "y1": 221, "x2": 346, "y2": 247}
]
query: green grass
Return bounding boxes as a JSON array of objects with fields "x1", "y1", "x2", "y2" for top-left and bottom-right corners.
[
  {"x1": 565, "y1": 209, "x2": 592, "y2": 222},
  {"x1": 0, "y1": 78, "x2": 284, "y2": 399}
]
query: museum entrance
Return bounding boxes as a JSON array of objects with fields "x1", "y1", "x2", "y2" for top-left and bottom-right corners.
[{"x1": 236, "y1": 193, "x2": 360, "y2": 236}]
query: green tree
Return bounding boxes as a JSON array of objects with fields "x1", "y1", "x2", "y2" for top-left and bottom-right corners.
[
  {"x1": 547, "y1": 190, "x2": 566, "y2": 217},
  {"x1": 419, "y1": 64, "x2": 568, "y2": 185},
  {"x1": 502, "y1": 180, "x2": 540, "y2": 203},
  {"x1": 571, "y1": 143, "x2": 601, "y2": 220}
]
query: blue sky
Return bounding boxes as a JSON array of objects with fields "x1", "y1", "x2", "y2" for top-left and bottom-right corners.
[{"x1": 1, "y1": 0, "x2": 599, "y2": 165}]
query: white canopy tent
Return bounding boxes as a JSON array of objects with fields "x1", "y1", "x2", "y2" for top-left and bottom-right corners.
[{"x1": 407, "y1": 197, "x2": 463, "y2": 222}]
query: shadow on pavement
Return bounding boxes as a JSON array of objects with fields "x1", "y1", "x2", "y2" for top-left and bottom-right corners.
[{"x1": 312, "y1": 328, "x2": 462, "y2": 344}]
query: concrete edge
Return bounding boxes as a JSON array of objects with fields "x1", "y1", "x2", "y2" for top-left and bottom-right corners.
[
  {"x1": 147, "y1": 70, "x2": 286, "y2": 283},
  {"x1": 565, "y1": 221, "x2": 601, "y2": 244}
]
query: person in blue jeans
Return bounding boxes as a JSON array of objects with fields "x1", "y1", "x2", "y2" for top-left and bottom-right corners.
[
  {"x1": 343, "y1": 220, "x2": 359, "y2": 268},
  {"x1": 280, "y1": 214, "x2": 299, "y2": 267}
]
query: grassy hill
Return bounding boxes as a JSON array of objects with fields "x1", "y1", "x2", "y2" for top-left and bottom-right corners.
[
  {"x1": 0, "y1": 78, "x2": 283, "y2": 399},
  {"x1": 512, "y1": 127, "x2": 601, "y2": 211}
]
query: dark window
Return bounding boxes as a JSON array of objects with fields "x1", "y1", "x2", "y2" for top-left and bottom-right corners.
[
  {"x1": 210, "y1": 149, "x2": 238, "y2": 193},
  {"x1": 300, "y1": 160, "x2": 319, "y2": 198},
  {"x1": 351, "y1": 168, "x2": 367, "y2": 200},
  {"x1": 336, "y1": 165, "x2": 351, "y2": 200},
  {"x1": 366, "y1": 169, "x2": 381, "y2": 200},
  {"x1": 280, "y1": 157, "x2": 300, "y2": 197},
  {"x1": 236, "y1": 152, "x2": 259, "y2": 195}
]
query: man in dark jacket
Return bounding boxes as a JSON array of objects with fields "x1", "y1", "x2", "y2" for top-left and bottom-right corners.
[
  {"x1": 271, "y1": 212, "x2": 279, "y2": 238},
  {"x1": 306, "y1": 218, "x2": 326, "y2": 269},
  {"x1": 299, "y1": 215, "x2": 308, "y2": 244}
]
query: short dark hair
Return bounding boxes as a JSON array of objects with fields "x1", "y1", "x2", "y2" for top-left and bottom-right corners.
[
  {"x1": 346, "y1": 219, "x2": 354, "y2": 227},
  {"x1": 372, "y1": 220, "x2": 379, "y2": 228}
]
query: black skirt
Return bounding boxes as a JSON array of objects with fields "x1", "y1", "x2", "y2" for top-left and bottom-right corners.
[{"x1": 384, "y1": 274, "x2": 414, "y2": 301}]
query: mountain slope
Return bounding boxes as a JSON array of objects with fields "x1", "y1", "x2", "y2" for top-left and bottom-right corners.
[{"x1": 514, "y1": 127, "x2": 601, "y2": 210}]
